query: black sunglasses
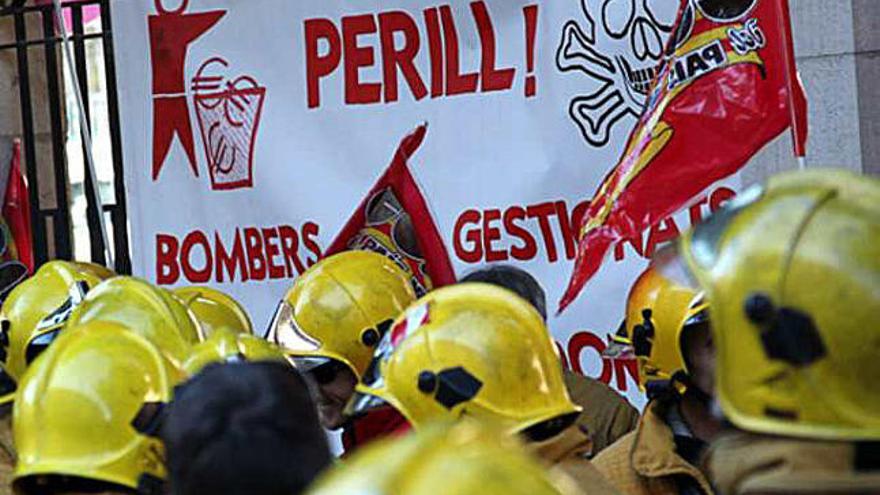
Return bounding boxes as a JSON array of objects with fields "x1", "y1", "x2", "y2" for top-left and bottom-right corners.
[{"x1": 308, "y1": 360, "x2": 348, "y2": 386}]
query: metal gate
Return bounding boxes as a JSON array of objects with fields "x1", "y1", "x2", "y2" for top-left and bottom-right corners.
[{"x1": 0, "y1": 0, "x2": 130, "y2": 274}]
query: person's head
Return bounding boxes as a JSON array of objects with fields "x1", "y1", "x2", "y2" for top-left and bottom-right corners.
[
  {"x1": 13, "y1": 320, "x2": 184, "y2": 495},
  {"x1": 173, "y1": 286, "x2": 253, "y2": 338},
  {"x1": 181, "y1": 328, "x2": 289, "y2": 376},
  {"x1": 0, "y1": 260, "x2": 114, "y2": 404},
  {"x1": 621, "y1": 265, "x2": 714, "y2": 401},
  {"x1": 665, "y1": 169, "x2": 880, "y2": 441},
  {"x1": 267, "y1": 251, "x2": 416, "y2": 429},
  {"x1": 307, "y1": 420, "x2": 580, "y2": 495},
  {"x1": 349, "y1": 283, "x2": 580, "y2": 441},
  {"x1": 162, "y1": 361, "x2": 331, "y2": 495},
  {"x1": 461, "y1": 265, "x2": 547, "y2": 321}
]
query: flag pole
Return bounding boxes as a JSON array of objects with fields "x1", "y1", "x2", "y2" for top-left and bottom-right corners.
[
  {"x1": 775, "y1": 0, "x2": 808, "y2": 165},
  {"x1": 51, "y1": 0, "x2": 115, "y2": 268}
]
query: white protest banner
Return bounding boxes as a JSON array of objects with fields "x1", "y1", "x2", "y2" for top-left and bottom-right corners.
[{"x1": 112, "y1": 0, "x2": 744, "y2": 409}]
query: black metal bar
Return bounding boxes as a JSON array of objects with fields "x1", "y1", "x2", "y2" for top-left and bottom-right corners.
[
  {"x1": 41, "y1": 8, "x2": 72, "y2": 260},
  {"x1": 100, "y1": 0, "x2": 131, "y2": 274},
  {"x1": 0, "y1": 32, "x2": 104, "y2": 52},
  {"x1": 72, "y1": 4, "x2": 106, "y2": 265},
  {"x1": 14, "y1": 10, "x2": 49, "y2": 267},
  {"x1": 5, "y1": 0, "x2": 132, "y2": 272},
  {"x1": 3, "y1": 0, "x2": 104, "y2": 16}
]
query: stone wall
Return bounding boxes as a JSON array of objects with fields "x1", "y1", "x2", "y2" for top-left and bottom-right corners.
[{"x1": 744, "y1": 0, "x2": 879, "y2": 184}]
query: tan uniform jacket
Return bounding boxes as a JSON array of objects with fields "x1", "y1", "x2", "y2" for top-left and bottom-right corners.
[
  {"x1": 706, "y1": 432, "x2": 880, "y2": 495},
  {"x1": 563, "y1": 370, "x2": 639, "y2": 457},
  {"x1": 592, "y1": 400, "x2": 713, "y2": 495},
  {"x1": 531, "y1": 424, "x2": 621, "y2": 495},
  {"x1": 0, "y1": 409, "x2": 14, "y2": 495}
]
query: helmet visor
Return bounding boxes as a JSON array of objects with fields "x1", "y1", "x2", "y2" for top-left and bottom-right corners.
[
  {"x1": 603, "y1": 338, "x2": 636, "y2": 359},
  {"x1": 344, "y1": 328, "x2": 398, "y2": 417},
  {"x1": 654, "y1": 184, "x2": 765, "y2": 291},
  {"x1": 291, "y1": 355, "x2": 332, "y2": 373},
  {"x1": 266, "y1": 301, "x2": 322, "y2": 354},
  {"x1": 34, "y1": 280, "x2": 89, "y2": 333},
  {"x1": 25, "y1": 329, "x2": 62, "y2": 365},
  {"x1": 603, "y1": 319, "x2": 635, "y2": 359},
  {"x1": 345, "y1": 388, "x2": 389, "y2": 418},
  {"x1": 360, "y1": 326, "x2": 398, "y2": 391}
]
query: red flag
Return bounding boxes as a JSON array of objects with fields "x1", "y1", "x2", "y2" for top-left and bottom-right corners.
[
  {"x1": 559, "y1": 0, "x2": 808, "y2": 312},
  {"x1": 326, "y1": 124, "x2": 456, "y2": 297},
  {"x1": 3, "y1": 140, "x2": 34, "y2": 274}
]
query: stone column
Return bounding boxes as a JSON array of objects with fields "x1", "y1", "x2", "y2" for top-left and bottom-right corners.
[{"x1": 852, "y1": 0, "x2": 880, "y2": 176}]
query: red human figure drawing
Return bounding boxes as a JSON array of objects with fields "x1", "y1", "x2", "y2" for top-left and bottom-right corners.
[
  {"x1": 148, "y1": 0, "x2": 225, "y2": 181},
  {"x1": 192, "y1": 58, "x2": 266, "y2": 190}
]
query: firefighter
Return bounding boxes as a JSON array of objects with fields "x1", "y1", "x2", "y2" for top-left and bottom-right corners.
[
  {"x1": 12, "y1": 320, "x2": 186, "y2": 494},
  {"x1": 266, "y1": 250, "x2": 416, "y2": 449},
  {"x1": 462, "y1": 265, "x2": 640, "y2": 456},
  {"x1": 592, "y1": 266, "x2": 719, "y2": 494},
  {"x1": 0, "y1": 260, "x2": 115, "y2": 404},
  {"x1": 0, "y1": 261, "x2": 115, "y2": 495},
  {"x1": 661, "y1": 169, "x2": 880, "y2": 494},
  {"x1": 307, "y1": 419, "x2": 582, "y2": 495},
  {"x1": 162, "y1": 361, "x2": 331, "y2": 495},
  {"x1": 173, "y1": 286, "x2": 254, "y2": 338},
  {"x1": 348, "y1": 283, "x2": 619, "y2": 494}
]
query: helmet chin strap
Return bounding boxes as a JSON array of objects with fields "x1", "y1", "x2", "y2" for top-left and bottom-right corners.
[{"x1": 671, "y1": 370, "x2": 713, "y2": 406}]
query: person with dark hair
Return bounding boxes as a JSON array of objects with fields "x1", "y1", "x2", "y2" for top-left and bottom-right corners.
[
  {"x1": 461, "y1": 265, "x2": 640, "y2": 457},
  {"x1": 462, "y1": 264, "x2": 549, "y2": 320},
  {"x1": 162, "y1": 361, "x2": 332, "y2": 495}
]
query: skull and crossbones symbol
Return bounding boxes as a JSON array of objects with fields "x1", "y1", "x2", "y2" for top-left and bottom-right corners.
[
  {"x1": 556, "y1": 0, "x2": 756, "y2": 149},
  {"x1": 556, "y1": 0, "x2": 683, "y2": 148}
]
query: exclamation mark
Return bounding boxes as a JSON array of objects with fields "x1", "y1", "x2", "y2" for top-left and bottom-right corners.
[{"x1": 523, "y1": 5, "x2": 538, "y2": 98}]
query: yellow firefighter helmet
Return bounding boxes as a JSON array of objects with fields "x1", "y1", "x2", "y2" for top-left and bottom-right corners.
[
  {"x1": 306, "y1": 420, "x2": 581, "y2": 495},
  {"x1": 267, "y1": 251, "x2": 416, "y2": 378},
  {"x1": 0, "y1": 260, "x2": 115, "y2": 404},
  {"x1": 66, "y1": 276, "x2": 202, "y2": 368},
  {"x1": 624, "y1": 265, "x2": 708, "y2": 395},
  {"x1": 13, "y1": 320, "x2": 184, "y2": 494},
  {"x1": 182, "y1": 328, "x2": 288, "y2": 375},
  {"x1": 350, "y1": 283, "x2": 580, "y2": 437},
  {"x1": 173, "y1": 286, "x2": 253, "y2": 338},
  {"x1": 669, "y1": 169, "x2": 880, "y2": 440}
]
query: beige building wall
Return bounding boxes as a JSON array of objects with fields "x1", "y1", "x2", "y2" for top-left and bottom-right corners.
[{"x1": 745, "y1": 0, "x2": 879, "y2": 183}]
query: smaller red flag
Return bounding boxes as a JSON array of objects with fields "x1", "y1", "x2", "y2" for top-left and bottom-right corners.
[
  {"x1": 3, "y1": 140, "x2": 34, "y2": 274},
  {"x1": 326, "y1": 124, "x2": 456, "y2": 296}
]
